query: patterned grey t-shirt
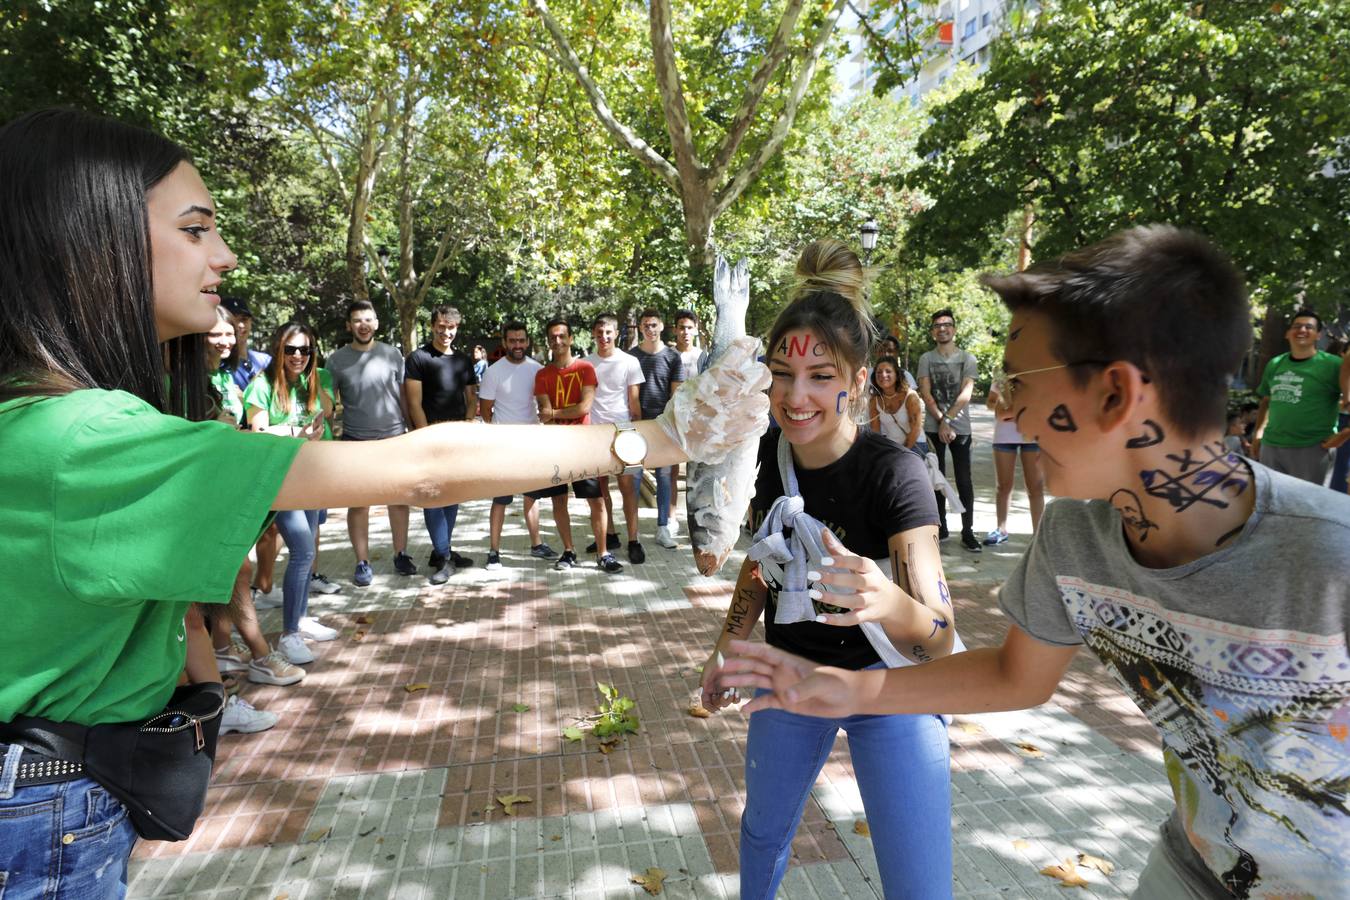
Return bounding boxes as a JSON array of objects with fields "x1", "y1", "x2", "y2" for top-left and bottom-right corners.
[
  {"x1": 1000, "y1": 464, "x2": 1350, "y2": 898},
  {"x1": 917, "y1": 349, "x2": 978, "y2": 435}
]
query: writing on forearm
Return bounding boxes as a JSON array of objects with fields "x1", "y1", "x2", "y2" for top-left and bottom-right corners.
[
  {"x1": 724, "y1": 585, "x2": 756, "y2": 636},
  {"x1": 911, "y1": 644, "x2": 933, "y2": 663},
  {"x1": 549, "y1": 462, "x2": 614, "y2": 485}
]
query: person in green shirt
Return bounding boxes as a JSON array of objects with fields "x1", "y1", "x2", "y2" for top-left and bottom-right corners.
[
  {"x1": 0, "y1": 108, "x2": 767, "y2": 894},
  {"x1": 1251, "y1": 308, "x2": 1344, "y2": 485},
  {"x1": 206, "y1": 306, "x2": 246, "y2": 427}
]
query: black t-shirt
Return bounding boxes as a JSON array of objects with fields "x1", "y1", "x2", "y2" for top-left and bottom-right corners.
[
  {"x1": 749, "y1": 430, "x2": 938, "y2": 669},
  {"x1": 629, "y1": 346, "x2": 685, "y2": 419},
  {"x1": 404, "y1": 344, "x2": 478, "y2": 423}
]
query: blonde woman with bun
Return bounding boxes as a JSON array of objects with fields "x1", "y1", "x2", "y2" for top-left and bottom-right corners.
[{"x1": 700, "y1": 239, "x2": 961, "y2": 898}]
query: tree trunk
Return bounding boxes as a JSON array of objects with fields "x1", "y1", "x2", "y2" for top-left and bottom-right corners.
[
  {"x1": 683, "y1": 190, "x2": 716, "y2": 292},
  {"x1": 1253, "y1": 305, "x2": 1287, "y2": 388},
  {"x1": 345, "y1": 109, "x2": 385, "y2": 303}
]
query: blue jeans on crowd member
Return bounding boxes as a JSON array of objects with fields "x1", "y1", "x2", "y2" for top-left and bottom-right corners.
[
  {"x1": 275, "y1": 508, "x2": 319, "y2": 634},
  {"x1": 1331, "y1": 412, "x2": 1350, "y2": 495},
  {"x1": 739, "y1": 681, "x2": 953, "y2": 900},
  {"x1": 0, "y1": 746, "x2": 137, "y2": 899},
  {"x1": 424, "y1": 504, "x2": 459, "y2": 557},
  {"x1": 652, "y1": 466, "x2": 674, "y2": 527}
]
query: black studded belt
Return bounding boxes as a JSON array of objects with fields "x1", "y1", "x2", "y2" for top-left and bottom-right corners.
[{"x1": 2, "y1": 745, "x2": 87, "y2": 788}]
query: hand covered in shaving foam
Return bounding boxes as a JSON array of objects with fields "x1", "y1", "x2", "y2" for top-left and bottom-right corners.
[{"x1": 657, "y1": 337, "x2": 770, "y2": 463}]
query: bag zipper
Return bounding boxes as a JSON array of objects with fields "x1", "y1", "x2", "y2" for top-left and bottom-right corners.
[{"x1": 140, "y1": 697, "x2": 226, "y2": 751}]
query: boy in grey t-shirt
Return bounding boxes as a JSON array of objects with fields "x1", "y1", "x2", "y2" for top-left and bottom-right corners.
[
  {"x1": 917, "y1": 311, "x2": 980, "y2": 550},
  {"x1": 723, "y1": 226, "x2": 1350, "y2": 899}
]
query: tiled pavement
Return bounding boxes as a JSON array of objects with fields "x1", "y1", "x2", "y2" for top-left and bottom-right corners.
[{"x1": 129, "y1": 410, "x2": 1170, "y2": 898}]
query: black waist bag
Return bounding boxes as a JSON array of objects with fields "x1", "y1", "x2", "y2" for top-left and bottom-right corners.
[{"x1": 0, "y1": 682, "x2": 225, "y2": 841}]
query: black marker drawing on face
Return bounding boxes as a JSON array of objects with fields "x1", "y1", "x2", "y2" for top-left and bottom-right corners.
[
  {"x1": 1125, "y1": 419, "x2": 1164, "y2": 449},
  {"x1": 1008, "y1": 325, "x2": 1023, "y2": 341},
  {"x1": 1014, "y1": 406, "x2": 1027, "y2": 431},
  {"x1": 812, "y1": 342, "x2": 827, "y2": 357},
  {"x1": 1110, "y1": 488, "x2": 1159, "y2": 543},
  {"x1": 1047, "y1": 404, "x2": 1078, "y2": 432}
]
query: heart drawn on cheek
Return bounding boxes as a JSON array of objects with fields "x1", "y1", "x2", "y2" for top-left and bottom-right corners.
[{"x1": 1047, "y1": 404, "x2": 1078, "y2": 432}]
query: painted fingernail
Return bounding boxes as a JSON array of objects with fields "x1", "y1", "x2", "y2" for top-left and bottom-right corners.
[
  {"x1": 820, "y1": 556, "x2": 834, "y2": 566},
  {"x1": 808, "y1": 589, "x2": 822, "y2": 600},
  {"x1": 813, "y1": 614, "x2": 828, "y2": 623},
  {"x1": 806, "y1": 570, "x2": 821, "y2": 581}
]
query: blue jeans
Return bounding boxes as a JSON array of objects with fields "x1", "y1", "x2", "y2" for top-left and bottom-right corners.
[
  {"x1": 424, "y1": 504, "x2": 459, "y2": 557},
  {"x1": 1331, "y1": 412, "x2": 1350, "y2": 494},
  {"x1": 0, "y1": 748, "x2": 136, "y2": 899},
  {"x1": 274, "y1": 508, "x2": 319, "y2": 634},
  {"x1": 653, "y1": 466, "x2": 674, "y2": 526},
  {"x1": 740, "y1": 688, "x2": 952, "y2": 899}
]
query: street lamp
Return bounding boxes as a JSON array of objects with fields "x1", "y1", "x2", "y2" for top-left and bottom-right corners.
[{"x1": 859, "y1": 218, "x2": 880, "y2": 266}]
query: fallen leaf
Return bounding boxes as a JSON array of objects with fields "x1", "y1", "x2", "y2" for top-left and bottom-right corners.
[
  {"x1": 1013, "y1": 740, "x2": 1045, "y2": 758},
  {"x1": 496, "y1": 793, "x2": 532, "y2": 815},
  {"x1": 1040, "y1": 859, "x2": 1089, "y2": 888},
  {"x1": 354, "y1": 614, "x2": 373, "y2": 625},
  {"x1": 562, "y1": 726, "x2": 584, "y2": 742},
  {"x1": 275, "y1": 894, "x2": 289, "y2": 900},
  {"x1": 598, "y1": 740, "x2": 615, "y2": 754},
  {"x1": 1011, "y1": 838, "x2": 1031, "y2": 852},
  {"x1": 955, "y1": 721, "x2": 985, "y2": 735},
  {"x1": 303, "y1": 827, "x2": 330, "y2": 844},
  {"x1": 852, "y1": 820, "x2": 870, "y2": 837},
  {"x1": 687, "y1": 704, "x2": 712, "y2": 718},
  {"x1": 630, "y1": 867, "x2": 666, "y2": 895},
  {"x1": 510, "y1": 703, "x2": 530, "y2": 713},
  {"x1": 404, "y1": 683, "x2": 429, "y2": 693},
  {"x1": 1077, "y1": 853, "x2": 1115, "y2": 875},
  {"x1": 550, "y1": 834, "x2": 562, "y2": 842},
  {"x1": 351, "y1": 630, "x2": 366, "y2": 642}
]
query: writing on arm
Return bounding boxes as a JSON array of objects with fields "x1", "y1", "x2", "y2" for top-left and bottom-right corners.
[{"x1": 887, "y1": 526, "x2": 956, "y2": 664}]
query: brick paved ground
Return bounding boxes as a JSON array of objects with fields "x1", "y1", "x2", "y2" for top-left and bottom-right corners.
[{"x1": 129, "y1": 409, "x2": 1168, "y2": 898}]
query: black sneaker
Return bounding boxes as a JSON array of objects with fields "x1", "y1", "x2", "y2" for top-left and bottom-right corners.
[
  {"x1": 627, "y1": 540, "x2": 646, "y2": 564},
  {"x1": 394, "y1": 551, "x2": 417, "y2": 576},
  {"x1": 450, "y1": 551, "x2": 474, "y2": 568},
  {"x1": 585, "y1": 533, "x2": 621, "y2": 554},
  {"x1": 598, "y1": 553, "x2": 623, "y2": 574},
  {"x1": 938, "y1": 523, "x2": 950, "y2": 541},
  {"x1": 485, "y1": 550, "x2": 502, "y2": 571},
  {"x1": 960, "y1": 531, "x2": 982, "y2": 553},
  {"x1": 554, "y1": 550, "x2": 578, "y2": 571},
  {"x1": 530, "y1": 543, "x2": 558, "y2": 559},
  {"x1": 429, "y1": 550, "x2": 446, "y2": 570}
]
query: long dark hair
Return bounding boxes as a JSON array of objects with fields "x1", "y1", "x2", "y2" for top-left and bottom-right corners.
[
  {"x1": 263, "y1": 322, "x2": 319, "y2": 416},
  {"x1": 0, "y1": 108, "x2": 210, "y2": 419}
]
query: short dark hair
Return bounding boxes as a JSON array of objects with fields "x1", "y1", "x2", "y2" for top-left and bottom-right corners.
[
  {"x1": 346, "y1": 299, "x2": 376, "y2": 319},
  {"x1": 981, "y1": 225, "x2": 1250, "y2": 438},
  {"x1": 431, "y1": 305, "x2": 461, "y2": 325},
  {"x1": 545, "y1": 317, "x2": 571, "y2": 336},
  {"x1": 674, "y1": 309, "x2": 699, "y2": 326},
  {"x1": 592, "y1": 312, "x2": 620, "y2": 330},
  {"x1": 638, "y1": 308, "x2": 663, "y2": 323},
  {"x1": 502, "y1": 320, "x2": 529, "y2": 338},
  {"x1": 930, "y1": 309, "x2": 955, "y2": 325},
  {"x1": 1289, "y1": 307, "x2": 1322, "y2": 331}
]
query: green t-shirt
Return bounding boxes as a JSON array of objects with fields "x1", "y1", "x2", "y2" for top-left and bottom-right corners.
[
  {"x1": 209, "y1": 368, "x2": 244, "y2": 426},
  {"x1": 0, "y1": 389, "x2": 302, "y2": 725},
  {"x1": 1256, "y1": 351, "x2": 1342, "y2": 447},
  {"x1": 242, "y1": 369, "x2": 335, "y2": 438}
]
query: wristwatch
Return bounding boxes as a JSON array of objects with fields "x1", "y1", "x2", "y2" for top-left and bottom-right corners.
[{"x1": 611, "y1": 422, "x2": 648, "y2": 476}]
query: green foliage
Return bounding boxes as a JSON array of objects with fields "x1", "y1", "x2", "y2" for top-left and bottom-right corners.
[{"x1": 592, "y1": 682, "x2": 639, "y2": 739}]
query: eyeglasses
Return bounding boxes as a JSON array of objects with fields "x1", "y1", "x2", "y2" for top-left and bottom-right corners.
[
  {"x1": 283, "y1": 345, "x2": 313, "y2": 357},
  {"x1": 931, "y1": 321, "x2": 955, "y2": 330},
  {"x1": 1289, "y1": 323, "x2": 1319, "y2": 332},
  {"x1": 992, "y1": 360, "x2": 1112, "y2": 408}
]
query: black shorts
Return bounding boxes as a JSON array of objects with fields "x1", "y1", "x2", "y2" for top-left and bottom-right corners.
[
  {"x1": 572, "y1": 477, "x2": 603, "y2": 499},
  {"x1": 494, "y1": 484, "x2": 568, "y2": 505}
]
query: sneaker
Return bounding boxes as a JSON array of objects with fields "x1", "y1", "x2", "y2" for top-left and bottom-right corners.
[
  {"x1": 298, "y1": 616, "x2": 338, "y2": 642},
  {"x1": 251, "y1": 587, "x2": 281, "y2": 610},
  {"x1": 654, "y1": 525, "x2": 676, "y2": 549},
  {"x1": 214, "y1": 637, "x2": 251, "y2": 674},
  {"x1": 938, "y1": 523, "x2": 950, "y2": 541},
  {"x1": 450, "y1": 551, "x2": 474, "y2": 569},
  {"x1": 530, "y1": 543, "x2": 558, "y2": 559},
  {"x1": 428, "y1": 563, "x2": 454, "y2": 585},
  {"x1": 627, "y1": 540, "x2": 646, "y2": 564},
  {"x1": 960, "y1": 531, "x2": 983, "y2": 553},
  {"x1": 279, "y1": 632, "x2": 315, "y2": 665},
  {"x1": 598, "y1": 553, "x2": 623, "y2": 574},
  {"x1": 220, "y1": 695, "x2": 279, "y2": 735},
  {"x1": 353, "y1": 560, "x2": 374, "y2": 587},
  {"x1": 248, "y1": 650, "x2": 306, "y2": 686},
  {"x1": 428, "y1": 550, "x2": 446, "y2": 570},
  {"x1": 309, "y1": 572, "x2": 341, "y2": 595},
  {"x1": 485, "y1": 550, "x2": 502, "y2": 571},
  {"x1": 585, "y1": 534, "x2": 621, "y2": 554},
  {"x1": 554, "y1": 550, "x2": 578, "y2": 571},
  {"x1": 984, "y1": 528, "x2": 1009, "y2": 546},
  {"x1": 393, "y1": 551, "x2": 417, "y2": 576}
]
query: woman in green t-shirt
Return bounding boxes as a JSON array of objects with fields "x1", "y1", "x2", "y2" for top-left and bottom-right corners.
[
  {"x1": 205, "y1": 306, "x2": 245, "y2": 427},
  {"x1": 0, "y1": 108, "x2": 764, "y2": 893}
]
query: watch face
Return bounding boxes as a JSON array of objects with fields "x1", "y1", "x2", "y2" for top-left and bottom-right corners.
[{"x1": 614, "y1": 428, "x2": 647, "y2": 465}]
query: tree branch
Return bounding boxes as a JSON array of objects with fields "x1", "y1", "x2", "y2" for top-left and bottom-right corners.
[
  {"x1": 531, "y1": 0, "x2": 681, "y2": 193},
  {"x1": 648, "y1": 0, "x2": 705, "y2": 182},
  {"x1": 712, "y1": 0, "x2": 846, "y2": 217},
  {"x1": 707, "y1": 0, "x2": 805, "y2": 183}
]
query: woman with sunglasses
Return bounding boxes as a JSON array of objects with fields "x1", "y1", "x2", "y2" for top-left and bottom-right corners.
[{"x1": 243, "y1": 323, "x2": 336, "y2": 666}]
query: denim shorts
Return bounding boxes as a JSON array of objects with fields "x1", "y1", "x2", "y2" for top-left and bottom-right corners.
[{"x1": 993, "y1": 441, "x2": 1040, "y2": 453}]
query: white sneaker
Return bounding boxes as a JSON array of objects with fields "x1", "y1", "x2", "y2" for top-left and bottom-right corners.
[
  {"x1": 298, "y1": 616, "x2": 338, "y2": 642},
  {"x1": 219, "y1": 695, "x2": 279, "y2": 735},
  {"x1": 248, "y1": 650, "x2": 306, "y2": 686},
  {"x1": 654, "y1": 525, "x2": 676, "y2": 549},
  {"x1": 279, "y1": 632, "x2": 315, "y2": 665},
  {"x1": 309, "y1": 573, "x2": 341, "y2": 595},
  {"x1": 251, "y1": 587, "x2": 281, "y2": 610},
  {"x1": 213, "y1": 637, "x2": 251, "y2": 674}
]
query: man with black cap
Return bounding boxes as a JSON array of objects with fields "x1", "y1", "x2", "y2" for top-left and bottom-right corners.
[{"x1": 221, "y1": 297, "x2": 272, "y2": 391}]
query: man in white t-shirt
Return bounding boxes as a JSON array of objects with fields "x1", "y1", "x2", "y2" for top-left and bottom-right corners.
[
  {"x1": 478, "y1": 322, "x2": 562, "y2": 570},
  {"x1": 587, "y1": 312, "x2": 647, "y2": 564}
]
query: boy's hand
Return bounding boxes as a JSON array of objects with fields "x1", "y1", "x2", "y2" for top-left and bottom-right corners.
[
  {"x1": 720, "y1": 640, "x2": 868, "y2": 718},
  {"x1": 1322, "y1": 429, "x2": 1350, "y2": 450}
]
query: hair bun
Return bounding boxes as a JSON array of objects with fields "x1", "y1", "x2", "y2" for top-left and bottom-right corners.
[{"x1": 790, "y1": 238, "x2": 871, "y2": 314}]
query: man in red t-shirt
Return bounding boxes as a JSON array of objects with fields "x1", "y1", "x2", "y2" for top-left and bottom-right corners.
[{"x1": 534, "y1": 319, "x2": 618, "y2": 572}]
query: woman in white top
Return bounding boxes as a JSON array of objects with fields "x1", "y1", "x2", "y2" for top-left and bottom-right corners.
[
  {"x1": 868, "y1": 356, "x2": 925, "y2": 454},
  {"x1": 984, "y1": 380, "x2": 1045, "y2": 544}
]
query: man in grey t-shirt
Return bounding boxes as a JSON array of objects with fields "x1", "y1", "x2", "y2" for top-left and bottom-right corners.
[
  {"x1": 325, "y1": 300, "x2": 416, "y2": 586},
  {"x1": 917, "y1": 308, "x2": 980, "y2": 551},
  {"x1": 720, "y1": 227, "x2": 1350, "y2": 898}
]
